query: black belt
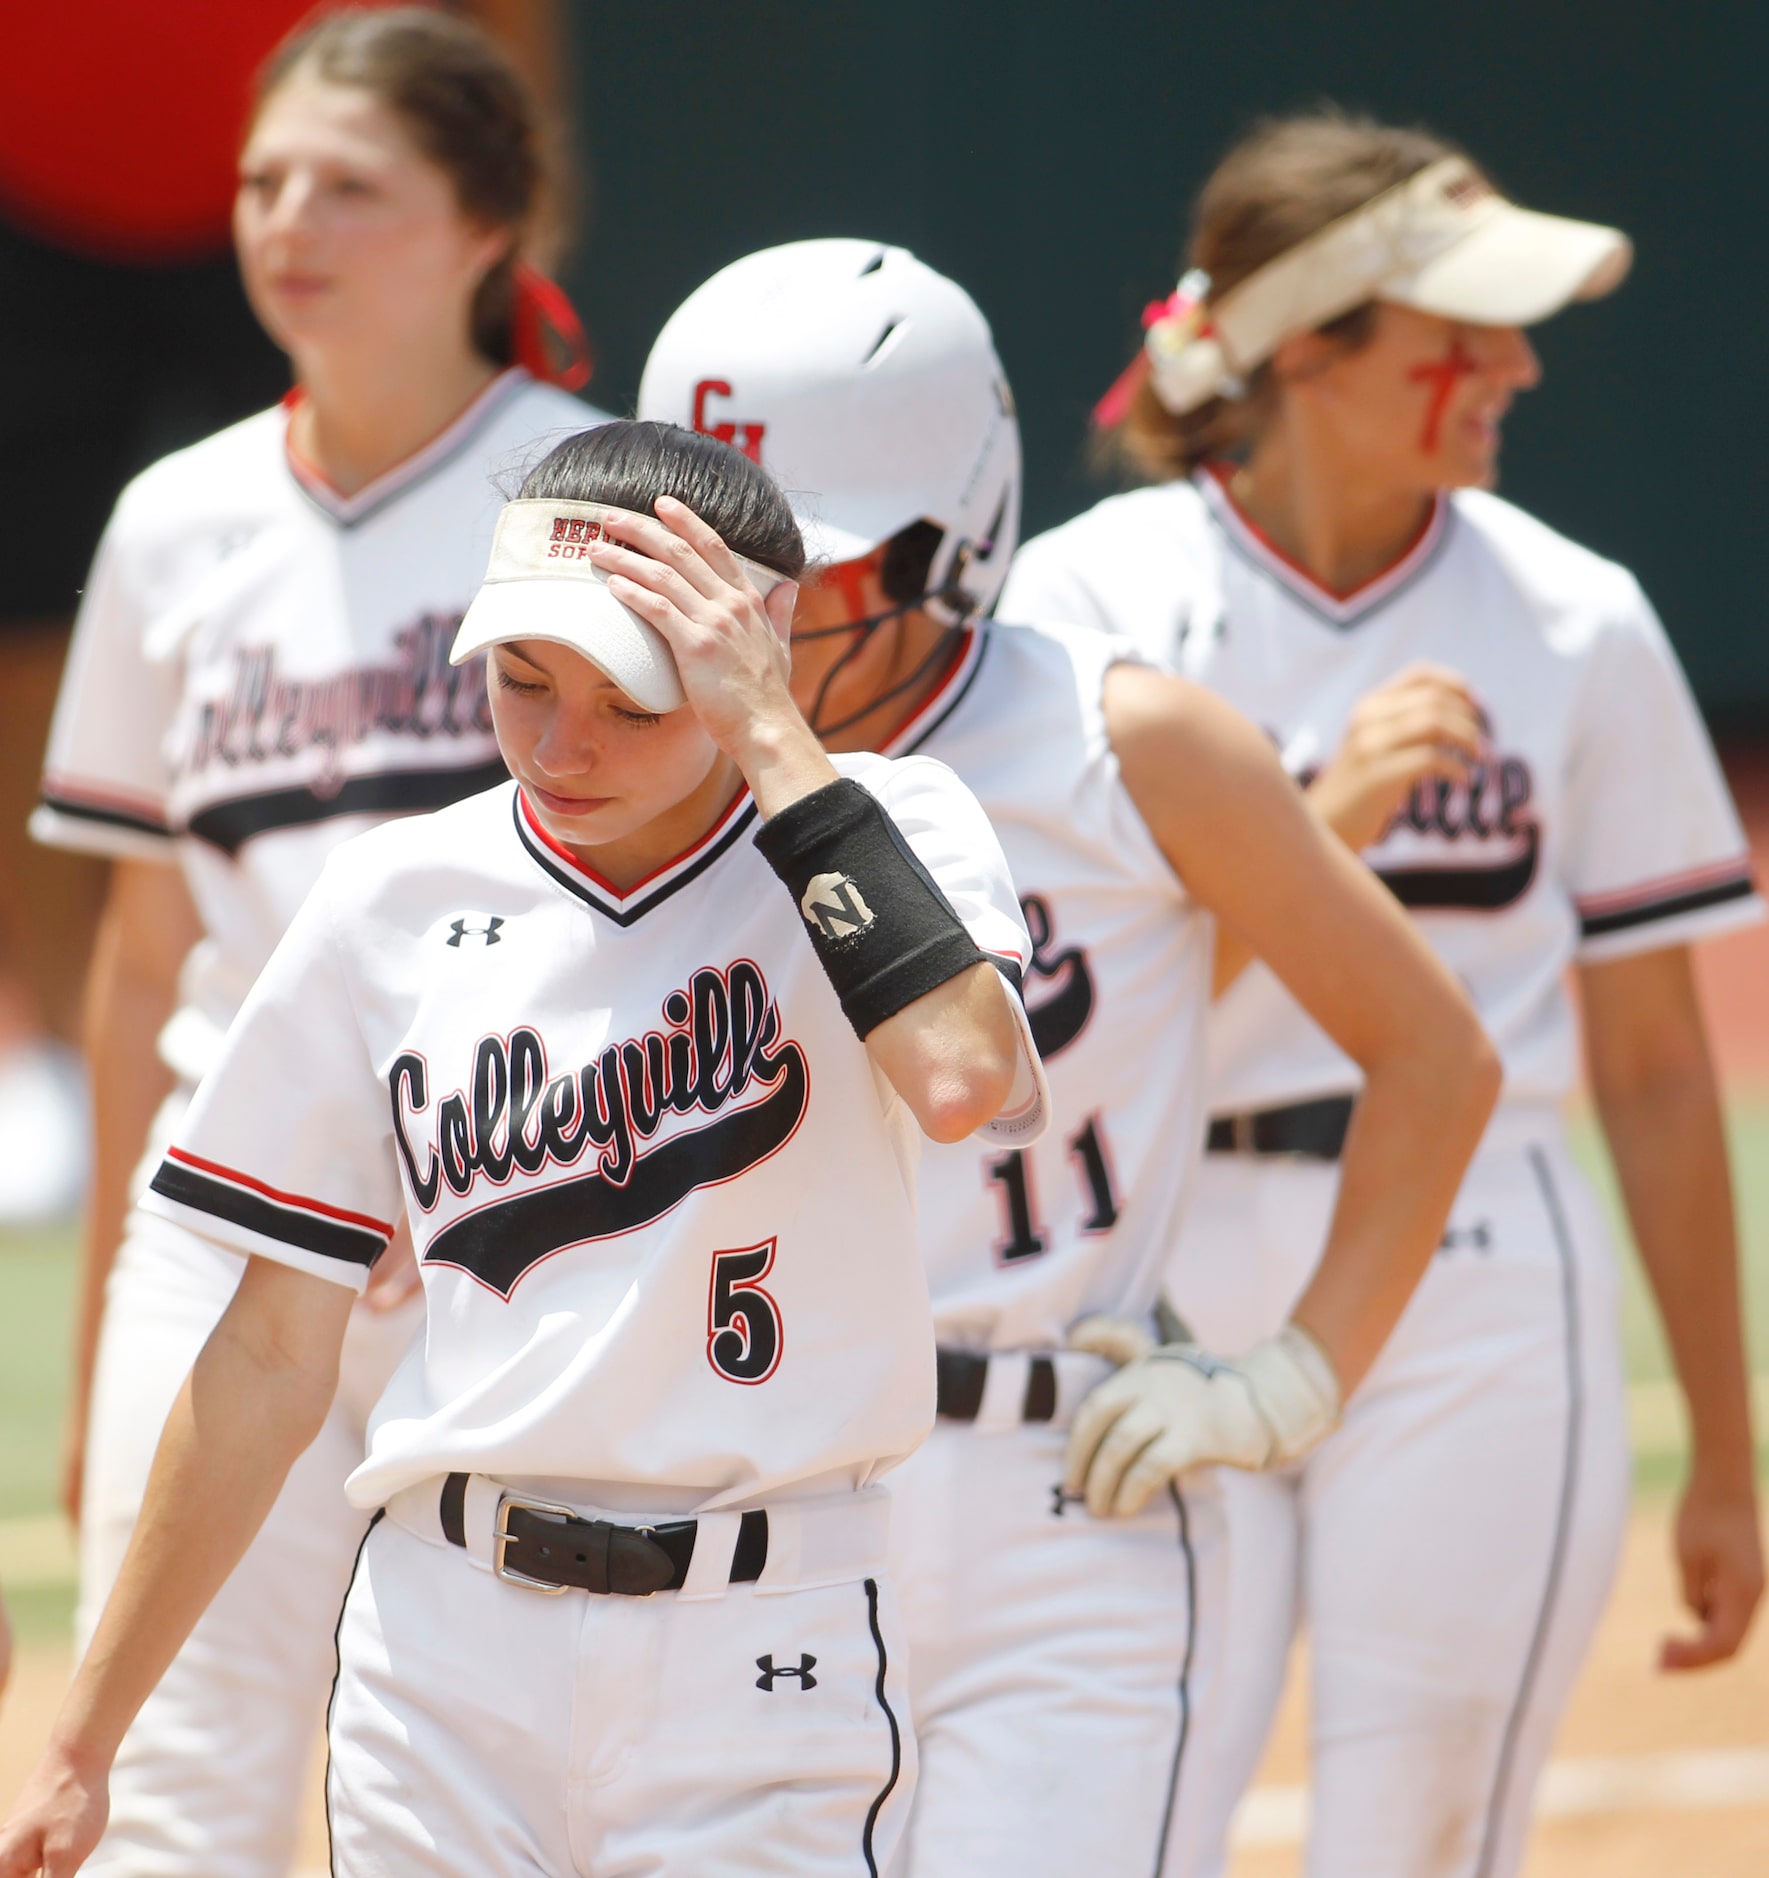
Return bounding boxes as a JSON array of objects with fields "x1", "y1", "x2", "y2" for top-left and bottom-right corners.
[
  {"x1": 936, "y1": 1348, "x2": 1057, "y2": 1422},
  {"x1": 1205, "y1": 1094, "x2": 1355, "y2": 1161},
  {"x1": 439, "y1": 1471, "x2": 768, "y2": 1596}
]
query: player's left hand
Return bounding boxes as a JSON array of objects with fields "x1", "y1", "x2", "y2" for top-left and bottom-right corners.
[
  {"x1": 1063, "y1": 1317, "x2": 1341, "y2": 1518},
  {"x1": 1659, "y1": 1472, "x2": 1764, "y2": 1672},
  {"x1": 587, "y1": 498, "x2": 804, "y2": 764}
]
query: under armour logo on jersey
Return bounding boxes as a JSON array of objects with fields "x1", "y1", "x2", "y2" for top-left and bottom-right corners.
[
  {"x1": 755, "y1": 1653, "x2": 817, "y2": 1691},
  {"x1": 800, "y1": 872, "x2": 874, "y2": 943},
  {"x1": 446, "y1": 916, "x2": 504, "y2": 947},
  {"x1": 1440, "y1": 1221, "x2": 1493, "y2": 1255},
  {"x1": 1050, "y1": 1485, "x2": 1086, "y2": 1519}
]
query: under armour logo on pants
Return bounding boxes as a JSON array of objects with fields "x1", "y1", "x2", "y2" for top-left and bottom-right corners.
[{"x1": 755, "y1": 1653, "x2": 818, "y2": 1691}]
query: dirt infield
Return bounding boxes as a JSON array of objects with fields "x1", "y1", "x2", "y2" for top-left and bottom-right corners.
[{"x1": 2, "y1": 1502, "x2": 1761, "y2": 1874}]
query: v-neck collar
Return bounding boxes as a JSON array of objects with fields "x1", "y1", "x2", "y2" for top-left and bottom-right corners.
[
  {"x1": 511, "y1": 784, "x2": 758, "y2": 928},
  {"x1": 1197, "y1": 464, "x2": 1450, "y2": 629},
  {"x1": 283, "y1": 368, "x2": 529, "y2": 529}
]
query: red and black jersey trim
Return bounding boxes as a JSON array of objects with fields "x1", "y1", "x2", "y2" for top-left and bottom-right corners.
[
  {"x1": 1576, "y1": 861, "x2": 1756, "y2": 940},
  {"x1": 150, "y1": 1147, "x2": 391, "y2": 1268},
  {"x1": 512, "y1": 786, "x2": 758, "y2": 927},
  {"x1": 283, "y1": 369, "x2": 532, "y2": 531},
  {"x1": 37, "y1": 777, "x2": 171, "y2": 841},
  {"x1": 186, "y1": 757, "x2": 510, "y2": 856}
]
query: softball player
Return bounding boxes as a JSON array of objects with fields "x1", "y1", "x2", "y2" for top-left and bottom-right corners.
[
  {"x1": 31, "y1": 12, "x2": 600, "y2": 1872},
  {"x1": 2, "y1": 416, "x2": 1048, "y2": 1878},
  {"x1": 640, "y1": 239, "x2": 1500, "y2": 1878},
  {"x1": 1005, "y1": 111, "x2": 1765, "y2": 1878}
]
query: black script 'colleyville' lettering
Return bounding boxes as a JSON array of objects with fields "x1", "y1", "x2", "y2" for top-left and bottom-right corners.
[{"x1": 388, "y1": 962, "x2": 808, "y2": 1297}]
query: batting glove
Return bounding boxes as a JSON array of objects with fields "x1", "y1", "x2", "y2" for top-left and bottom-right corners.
[{"x1": 1063, "y1": 1316, "x2": 1342, "y2": 1518}]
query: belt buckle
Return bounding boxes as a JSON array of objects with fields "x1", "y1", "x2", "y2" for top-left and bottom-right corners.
[
  {"x1": 492, "y1": 1491, "x2": 579, "y2": 1594},
  {"x1": 1232, "y1": 1112, "x2": 1257, "y2": 1154}
]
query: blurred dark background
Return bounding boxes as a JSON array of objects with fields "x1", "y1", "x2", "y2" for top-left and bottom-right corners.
[
  {"x1": 3, "y1": 0, "x2": 1764, "y2": 716},
  {"x1": 564, "y1": 1, "x2": 1766, "y2": 722}
]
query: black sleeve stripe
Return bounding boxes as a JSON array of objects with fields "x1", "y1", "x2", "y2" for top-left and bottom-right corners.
[
  {"x1": 149, "y1": 1159, "x2": 385, "y2": 1268},
  {"x1": 1578, "y1": 871, "x2": 1757, "y2": 939},
  {"x1": 187, "y1": 758, "x2": 510, "y2": 857},
  {"x1": 38, "y1": 788, "x2": 171, "y2": 840}
]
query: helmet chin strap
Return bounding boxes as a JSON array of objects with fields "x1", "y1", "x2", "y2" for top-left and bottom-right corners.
[{"x1": 798, "y1": 594, "x2": 969, "y2": 741}]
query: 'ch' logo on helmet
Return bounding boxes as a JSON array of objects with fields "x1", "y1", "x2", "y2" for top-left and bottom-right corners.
[
  {"x1": 800, "y1": 873, "x2": 874, "y2": 944},
  {"x1": 692, "y1": 380, "x2": 766, "y2": 464},
  {"x1": 755, "y1": 1652, "x2": 818, "y2": 1691}
]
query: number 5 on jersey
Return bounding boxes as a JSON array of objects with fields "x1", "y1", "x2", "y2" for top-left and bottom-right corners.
[{"x1": 708, "y1": 1240, "x2": 783, "y2": 1384}]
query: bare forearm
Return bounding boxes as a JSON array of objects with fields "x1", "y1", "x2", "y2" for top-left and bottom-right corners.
[
  {"x1": 1597, "y1": 1064, "x2": 1755, "y2": 1477},
  {"x1": 51, "y1": 1272, "x2": 342, "y2": 1768},
  {"x1": 866, "y1": 960, "x2": 1020, "y2": 1142},
  {"x1": 77, "y1": 964, "x2": 177, "y2": 1407},
  {"x1": 1292, "y1": 1042, "x2": 1498, "y2": 1393}
]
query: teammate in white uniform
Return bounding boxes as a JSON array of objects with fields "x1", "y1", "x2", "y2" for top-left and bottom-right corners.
[
  {"x1": 640, "y1": 239, "x2": 1500, "y2": 1878},
  {"x1": 1, "y1": 417, "x2": 1049, "y2": 1878},
  {"x1": 1005, "y1": 112, "x2": 1765, "y2": 1878},
  {"x1": 30, "y1": 14, "x2": 601, "y2": 1872}
]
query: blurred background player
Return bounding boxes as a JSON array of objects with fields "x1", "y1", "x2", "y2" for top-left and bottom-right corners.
[
  {"x1": 640, "y1": 237, "x2": 1499, "y2": 1877},
  {"x1": 2, "y1": 420, "x2": 1044, "y2": 1878},
  {"x1": 0, "y1": 0, "x2": 567, "y2": 1221},
  {"x1": 28, "y1": 10, "x2": 601, "y2": 1872},
  {"x1": 1005, "y1": 109, "x2": 1764, "y2": 1878}
]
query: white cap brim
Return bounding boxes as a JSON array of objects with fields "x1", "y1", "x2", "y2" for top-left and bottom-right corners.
[
  {"x1": 451, "y1": 576, "x2": 687, "y2": 714},
  {"x1": 449, "y1": 498, "x2": 791, "y2": 714},
  {"x1": 1387, "y1": 201, "x2": 1632, "y2": 327}
]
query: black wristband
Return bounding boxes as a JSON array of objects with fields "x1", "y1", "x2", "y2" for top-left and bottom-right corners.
[{"x1": 755, "y1": 778, "x2": 989, "y2": 1039}]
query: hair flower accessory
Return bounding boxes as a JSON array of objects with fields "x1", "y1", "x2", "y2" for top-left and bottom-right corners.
[{"x1": 1093, "y1": 268, "x2": 1240, "y2": 427}]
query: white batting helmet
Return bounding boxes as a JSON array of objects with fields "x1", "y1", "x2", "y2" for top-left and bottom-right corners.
[{"x1": 638, "y1": 238, "x2": 1021, "y2": 623}]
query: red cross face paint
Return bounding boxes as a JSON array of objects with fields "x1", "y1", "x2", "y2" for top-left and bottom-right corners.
[
  {"x1": 1408, "y1": 336, "x2": 1480, "y2": 454},
  {"x1": 1408, "y1": 337, "x2": 1482, "y2": 454}
]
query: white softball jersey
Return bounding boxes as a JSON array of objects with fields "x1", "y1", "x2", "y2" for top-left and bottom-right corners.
[
  {"x1": 876, "y1": 621, "x2": 1226, "y2": 1878},
  {"x1": 33, "y1": 368, "x2": 597, "y2": 1091},
  {"x1": 1004, "y1": 469, "x2": 1762, "y2": 1118},
  {"x1": 139, "y1": 761, "x2": 1043, "y2": 1515},
  {"x1": 883, "y1": 618, "x2": 1214, "y2": 1347}
]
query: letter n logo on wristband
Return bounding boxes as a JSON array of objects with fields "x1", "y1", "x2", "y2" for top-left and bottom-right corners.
[{"x1": 800, "y1": 873, "x2": 875, "y2": 944}]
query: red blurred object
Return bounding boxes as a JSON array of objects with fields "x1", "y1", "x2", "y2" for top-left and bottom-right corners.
[
  {"x1": 511, "y1": 263, "x2": 594, "y2": 391},
  {"x1": 0, "y1": 1, "x2": 377, "y2": 262}
]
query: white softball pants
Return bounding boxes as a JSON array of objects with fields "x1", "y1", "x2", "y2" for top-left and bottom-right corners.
[
  {"x1": 328, "y1": 1488, "x2": 912, "y2": 1876},
  {"x1": 1167, "y1": 1119, "x2": 1632, "y2": 1878},
  {"x1": 888, "y1": 1400, "x2": 1230, "y2": 1878},
  {"x1": 76, "y1": 1208, "x2": 420, "y2": 1878}
]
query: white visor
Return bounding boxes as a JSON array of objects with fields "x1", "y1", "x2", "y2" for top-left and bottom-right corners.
[
  {"x1": 1146, "y1": 157, "x2": 1632, "y2": 414},
  {"x1": 450, "y1": 499, "x2": 791, "y2": 714}
]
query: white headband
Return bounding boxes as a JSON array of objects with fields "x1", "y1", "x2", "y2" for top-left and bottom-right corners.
[
  {"x1": 450, "y1": 499, "x2": 790, "y2": 713},
  {"x1": 1141, "y1": 157, "x2": 1632, "y2": 415}
]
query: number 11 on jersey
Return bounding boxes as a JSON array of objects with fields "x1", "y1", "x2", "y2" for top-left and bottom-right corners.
[{"x1": 986, "y1": 1116, "x2": 1120, "y2": 1266}]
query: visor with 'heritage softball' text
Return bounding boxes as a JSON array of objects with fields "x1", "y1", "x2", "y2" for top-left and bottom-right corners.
[
  {"x1": 450, "y1": 499, "x2": 791, "y2": 713},
  {"x1": 1142, "y1": 156, "x2": 1633, "y2": 415}
]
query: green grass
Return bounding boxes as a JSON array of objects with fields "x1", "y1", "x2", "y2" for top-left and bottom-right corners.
[{"x1": 0, "y1": 1223, "x2": 78, "y2": 1523}]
